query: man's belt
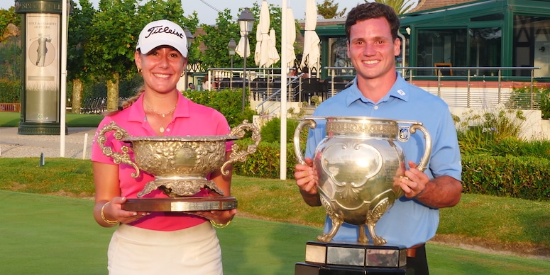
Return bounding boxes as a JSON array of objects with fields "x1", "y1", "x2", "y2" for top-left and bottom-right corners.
[{"x1": 407, "y1": 243, "x2": 425, "y2": 258}]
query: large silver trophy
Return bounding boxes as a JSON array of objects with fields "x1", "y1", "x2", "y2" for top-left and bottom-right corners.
[
  {"x1": 293, "y1": 117, "x2": 431, "y2": 274},
  {"x1": 97, "y1": 120, "x2": 261, "y2": 212}
]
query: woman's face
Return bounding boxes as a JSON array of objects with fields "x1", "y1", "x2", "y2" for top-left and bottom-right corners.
[{"x1": 135, "y1": 46, "x2": 187, "y2": 94}]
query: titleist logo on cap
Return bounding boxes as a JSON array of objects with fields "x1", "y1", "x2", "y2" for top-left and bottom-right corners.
[{"x1": 144, "y1": 25, "x2": 184, "y2": 39}]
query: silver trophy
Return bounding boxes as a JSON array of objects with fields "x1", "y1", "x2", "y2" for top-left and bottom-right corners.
[
  {"x1": 293, "y1": 116, "x2": 431, "y2": 273},
  {"x1": 97, "y1": 120, "x2": 261, "y2": 212}
]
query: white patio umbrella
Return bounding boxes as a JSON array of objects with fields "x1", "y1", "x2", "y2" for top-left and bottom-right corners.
[
  {"x1": 285, "y1": 6, "x2": 296, "y2": 68},
  {"x1": 300, "y1": 0, "x2": 320, "y2": 72},
  {"x1": 265, "y1": 28, "x2": 280, "y2": 68},
  {"x1": 255, "y1": 0, "x2": 279, "y2": 68}
]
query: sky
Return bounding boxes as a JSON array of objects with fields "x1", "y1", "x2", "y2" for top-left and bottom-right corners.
[{"x1": 0, "y1": 0, "x2": 417, "y2": 26}]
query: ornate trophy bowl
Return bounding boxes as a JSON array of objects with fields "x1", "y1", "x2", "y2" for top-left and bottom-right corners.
[
  {"x1": 294, "y1": 117, "x2": 431, "y2": 246},
  {"x1": 97, "y1": 120, "x2": 261, "y2": 212}
]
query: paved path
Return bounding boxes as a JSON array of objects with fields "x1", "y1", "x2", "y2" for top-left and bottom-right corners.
[{"x1": 0, "y1": 127, "x2": 97, "y2": 159}]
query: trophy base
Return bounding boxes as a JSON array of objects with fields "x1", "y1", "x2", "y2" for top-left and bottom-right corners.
[
  {"x1": 122, "y1": 196, "x2": 238, "y2": 212},
  {"x1": 295, "y1": 241, "x2": 407, "y2": 275}
]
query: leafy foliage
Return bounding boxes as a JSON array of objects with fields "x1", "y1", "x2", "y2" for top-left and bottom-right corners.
[
  {"x1": 0, "y1": 7, "x2": 20, "y2": 33},
  {"x1": 370, "y1": 0, "x2": 417, "y2": 15},
  {"x1": 454, "y1": 107, "x2": 526, "y2": 155},
  {"x1": 182, "y1": 88, "x2": 255, "y2": 128},
  {"x1": 462, "y1": 155, "x2": 550, "y2": 200},
  {"x1": 198, "y1": 3, "x2": 290, "y2": 70},
  {"x1": 317, "y1": 0, "x2": 348, "y2": 19},
  {"x1": 233, "y1": 141, "x2": 298, "y2": 179},
  {"x1": 199, "y1": 9, "x2": 241, "y2": 69},
  {"x1": 0, "y1": 79, "x2": 20, "y2": 102},
  {"x1": 509, "y1": 84, "x2": 550, "y2": 119},
  {"x1": 68, "y1": 0, "x2": 96, "y2": 82},
  {"x1": 259, "y1": 117, "x2": 303, "y2": 143}
]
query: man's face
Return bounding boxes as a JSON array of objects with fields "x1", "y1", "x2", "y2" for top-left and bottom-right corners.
[{"x1": 347, "y1": 17, "x2": 401, "y2": 82}]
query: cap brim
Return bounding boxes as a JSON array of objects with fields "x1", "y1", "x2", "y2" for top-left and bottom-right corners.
[{"x1": 138, "y1": 40, "x2": 187, "y2": 57}]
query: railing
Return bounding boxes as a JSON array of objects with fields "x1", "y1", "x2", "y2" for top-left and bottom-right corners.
[
  {"x1": 326, "y1": 66, "x2": 542, "y2": 109},
  {"x1": 254, "y1": 73, "x2": 305, "y2": 115},
  {"x1": 81, "y1": 97, "x2": 106, "y2": 114},
  {"x1": 205, "y1": 67, "x2": 283, "y2": 93},
  {"x1": 201, "y1": 66, "x2": 543, "y2": 117}
]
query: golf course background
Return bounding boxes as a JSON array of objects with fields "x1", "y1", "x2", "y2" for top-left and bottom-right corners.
[{"x1": 1, "y1": 112, "x2": 550, "y2": 274}]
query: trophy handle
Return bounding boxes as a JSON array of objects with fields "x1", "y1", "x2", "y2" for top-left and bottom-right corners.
[
  {"x1": 293, "y1": 119, "x2": 317, "y2": 165},
  {"x1": 409, "y1": 124, "x2": 432, "y2": 172},
  {"x1": 220, "y1": 120, "x2": 261, "y2": 175},
  {"x1": 97, "y1": 121, "x2": 141, "y2": 178}
]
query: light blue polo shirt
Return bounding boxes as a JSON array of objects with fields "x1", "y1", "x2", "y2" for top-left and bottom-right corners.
[{"x1": 305, "y1": 73, "x2": 462, "y2": 247}]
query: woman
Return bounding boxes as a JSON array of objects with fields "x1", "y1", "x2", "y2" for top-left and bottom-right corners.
[{"x1": 91, "y1": 19, "x2": 236, "y2": 275}]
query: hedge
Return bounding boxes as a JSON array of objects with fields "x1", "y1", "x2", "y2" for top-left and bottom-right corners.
[
  {"x1": 461, "y1": 155, "x2": 550, "y2": 200},
  {"x1": 233, "y1": 142, "x2": 550, "y2": 201},
  {"x1": 0, "y1": 78, "x2": 20, "y2": 103}
]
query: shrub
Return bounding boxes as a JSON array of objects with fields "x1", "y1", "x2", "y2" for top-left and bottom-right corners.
[
  {"x1": 0, "y1": 78, "x2": 20, "y2": 103},
  {"x1": 233, "y1": 140, "x2": 298, "y2": 179},
  {"x1": 462, "y1": 155, "x2": 550, "y2": 200},
  {"x1": 454, "y1": 106, "x2": 526, "y2": 155},
  {"x1": 259, "y1": 117, "x2": 303, "y2": 143},
  {"x1": 483, "y1": 137, "x2": 550, "y2": 160},
  {"x1": 183, "y1": 88, "x2": 256, "y2": 128},
  {"x1": 509, "y1": 84, "x2": 550, "y2": 119}
]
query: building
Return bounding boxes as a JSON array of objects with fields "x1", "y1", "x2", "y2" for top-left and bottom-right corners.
[
  {"x1": 311, "y1": 0, "x2": 550, "y2": 139},
  {"x1": 402, "y1": 0, "x2": 550, "y2": 79},
  {"x1": 316, "y1": 0, "x2": 550, "y2": 80}
]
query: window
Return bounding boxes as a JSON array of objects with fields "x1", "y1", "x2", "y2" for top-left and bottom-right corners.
[
  {"x1": 513, "y1": 15, "x2": 550, "y2": 77},
  {"x1": 416, "y1": 29, "x2": 467, "y2": 76},
  {"x1": 469, "y1": 27, "x2": 502, "y2": 76}
]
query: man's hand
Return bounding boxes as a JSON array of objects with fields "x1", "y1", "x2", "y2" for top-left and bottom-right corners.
[{"x1": 294, "y1": 157, "x2": 321, "y2": 206}]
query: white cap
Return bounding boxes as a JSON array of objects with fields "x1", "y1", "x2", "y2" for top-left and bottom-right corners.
[{"x1": 136, "y1": 20, "x2": 188, "y2": 57}]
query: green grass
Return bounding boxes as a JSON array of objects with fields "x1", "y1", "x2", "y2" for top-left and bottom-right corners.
[
  {"x1": 1, "y1": 190, "x2": 550, "y2": 275},
  {"x1": 0, "y1": 112, "x2": 103, "y2": 127},
  {"x1": 1, "y1": 112, "x2": 550, "y2": 273},
  {"x1": 1, "y1": 157, "x2": 549, "y2": 252}
]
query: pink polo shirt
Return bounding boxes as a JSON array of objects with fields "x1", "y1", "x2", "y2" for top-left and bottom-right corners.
[{"x1": 91, "y1": 92, "x2": 232, "y2": 231}]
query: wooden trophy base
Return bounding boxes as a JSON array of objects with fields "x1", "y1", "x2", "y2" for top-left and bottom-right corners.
[{"x1": 122, "y1": 196, "x2": 238, "y2": 212}]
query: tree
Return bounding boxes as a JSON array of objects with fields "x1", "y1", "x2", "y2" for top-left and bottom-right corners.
[
  {"x1": 68, "y1": 0, "x2": 96, "y2": 113},
  {"x1": 199, "y1": 3, "x2": 289, "y2": 70},
  {"x1": 198, "y1": 9, "x2": 239, "y2": 69},
  {"x1": 84, "y1": 0, "x2": 194, "y2": 111},
  {"x1": 0, "y1": 7, "x2": 20, "y2": 34},
  {"x1": 368, "y1": 0, "x2": 417, "y2": 15},
  {"x1": 84, "y1": 0, "x2": 141, "y2": 111},
  {"x1": 317, "y1": 0, "x2": 347, "y2": 19}
]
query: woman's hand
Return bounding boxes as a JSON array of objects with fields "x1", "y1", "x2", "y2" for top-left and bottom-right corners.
[
  {"x1": 193, "y1": 208, "x2": 237, "y2": 226},
  {"x1": 101, "y1": 197, "x2": 149, "y2": 225}
]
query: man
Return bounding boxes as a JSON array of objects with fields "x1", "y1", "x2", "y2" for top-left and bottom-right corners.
[{"x1": 293, "y1": 3, "x2": 463, "y2": 275}]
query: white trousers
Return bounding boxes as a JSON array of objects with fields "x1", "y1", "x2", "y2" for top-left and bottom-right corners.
[{"x1": 107, "y1": 222, "x2": 223, "y2": 275}]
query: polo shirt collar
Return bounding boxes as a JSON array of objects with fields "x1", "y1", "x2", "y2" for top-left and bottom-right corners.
[
  {"x1": 126, "y1": 90, "x2": 191, "y2": 122},
  {"x1": 345, "y1": 73, "x2": 410, "y2": 106}
]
